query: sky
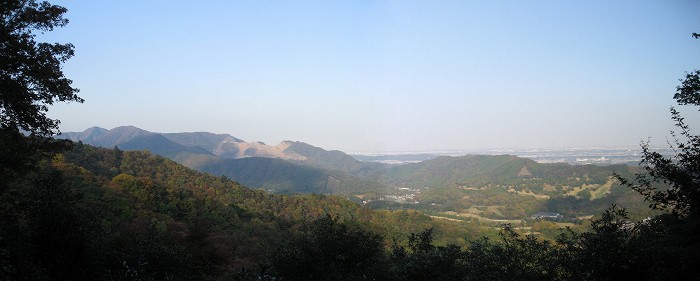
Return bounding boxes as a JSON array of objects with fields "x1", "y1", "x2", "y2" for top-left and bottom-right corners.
[{"x1": 45, "y1": 0, "x2": 700, "y2": 153}]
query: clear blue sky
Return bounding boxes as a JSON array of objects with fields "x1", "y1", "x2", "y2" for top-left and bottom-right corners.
[{"x1": 46, "y1": 0, "x2": 700, "y2": 152}]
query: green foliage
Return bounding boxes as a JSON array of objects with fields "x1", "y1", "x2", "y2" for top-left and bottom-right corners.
[
  {"x1": 604, "y1": 34, "x2": 700, "y2": 279},
  {"x1": 0, "y1": 0, "x2": 82, "y2": 136},
  {"x1": 1, "y1": 140, "x2": 694, "y2": 280},
  {"x1": 555, "y1": 205, "x2": 679, "y2": 280},
  {"x1": 2, "y1": 143, "x2": 469, "y2": 279},
  {"x1": 271, "y1": 217, "x2": 388, "y2": 281},
  {"x1": 0, "y1": 165, "x2": 104, "y2": 280},
  {"x1": 381, "y1": 155, "x2": 630, "y2": 189},
  {"x1": 616, "y1": 36, "x2": 699, "y2": 217},
  {"x1": 284, "y1": 141, "x2": 386, "y2": 178},
  {"x1": 198, "y1": 156, "x2": 388, "y2": 195},
  {"x1": 674, "y1": 69, "x2": 700, "y2": 108},
  {"x1": 383, "y1": 155, "x2": 523, "y2": 188},
  {"x1": 118, "y1": 133, "x2": 213, "y2": 160},
  {"x1": 463, "y1": 226, "x2": 568, "y2": 281},
  {"x1": 0, "y1": 0, "x2": 82, "y2": 186},
  {"x1": 389, "y1": 228, "x2": 464, "y2": 281},
  {"x1": 0, "y1": 129, "x2": 72, "y2": 188},
  {"x1": 616, "y1": 109, "x2": 700, "y2": 216}
]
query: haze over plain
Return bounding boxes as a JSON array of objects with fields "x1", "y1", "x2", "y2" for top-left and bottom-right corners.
[{"x1": 45, "y1": 0, "x2": 700, "y2": 152}]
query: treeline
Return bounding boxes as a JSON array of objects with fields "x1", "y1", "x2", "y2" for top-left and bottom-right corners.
[
  {"x1": 269, "y1": 208, "x2": 696, "y2": 281},
  {"x1": 380, "y1": 154, "x2": 636, "y2": 189}
]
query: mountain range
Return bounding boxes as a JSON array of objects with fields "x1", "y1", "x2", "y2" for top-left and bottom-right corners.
[
  {"x1": 58, "y1": 126, "x2": 388, "y2": 194},
  {"x1": 58, "y1": 126, "x2": 637, "y2": 201}
]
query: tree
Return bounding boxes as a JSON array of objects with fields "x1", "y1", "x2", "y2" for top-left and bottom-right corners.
[
  {"x1": 0, "y1": 165, "x2": 105, "y2": 280},
  {"x1": 616, "y1": 34, "x2": 700, "y2": 217},
  {"x1": 562, "y1": 206, "x2": 659, "y2": 280},
  {"x1": 1, "y1": 0, "x2": 80, "y2": 187},
  {"x1": 1, "y1": 0, "x2": 81, "y2": 136},
  {"x1": 270, "y1": 217, "x2": 388, "y2": 281},
  {"x1": 674, "y1": 70, "x2": 700, "y2": 108},
  {"x1": 389, "y1": 228, "x2": 465, "y2": 281},
  {"x1": 611, "y1": 33, "x2": 700, "y2": 279}
]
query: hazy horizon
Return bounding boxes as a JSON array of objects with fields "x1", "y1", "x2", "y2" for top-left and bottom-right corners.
[
  {"x1": 61, "y1": 125, "x2": 668, "y2": 155},
  {"x1": 47, "y1": 1, "x2": 700, "y2": 152}
]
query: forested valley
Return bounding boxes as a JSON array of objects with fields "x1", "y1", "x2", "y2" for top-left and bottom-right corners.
[{"x1": 2, "y1": 141, "x2": 699, "y2": 280}]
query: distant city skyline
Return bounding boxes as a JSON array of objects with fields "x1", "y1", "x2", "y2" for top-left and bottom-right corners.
[{"x1": 47, "y1": 0, "x2": 700, "y2": 152}]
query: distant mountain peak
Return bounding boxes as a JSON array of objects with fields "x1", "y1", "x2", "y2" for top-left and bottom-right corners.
[
  {"x1": 57, "y1": 126, "x2": 383, "y2": 178},
  {"x1": 112, "y1": 125, "x2": 143, "y2": 129},
  {"x1": 84, "y1": 126, "x2": 107, "y2": 131},
  {"x1": 57, "y1": 125, "x2": 151, "y2": 147}
]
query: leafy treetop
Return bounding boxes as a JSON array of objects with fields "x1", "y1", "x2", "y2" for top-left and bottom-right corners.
[
  {"x1": 617, "y1": 33, "x2": 700, "y2": 217},
  {"x1": 0, "y1": 0, "x2": 81, "y2": 136}
]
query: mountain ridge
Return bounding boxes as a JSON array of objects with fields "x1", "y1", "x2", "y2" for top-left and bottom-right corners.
[
  {"x1": 57, "y1": 126, "x2": 637, "y2": 202},
  {"x1": 57, "y1": 126, "x2": 388, "y2": 194},
  {"x1": 60, "y1": 127, "x2": 324, "y2": 161}
]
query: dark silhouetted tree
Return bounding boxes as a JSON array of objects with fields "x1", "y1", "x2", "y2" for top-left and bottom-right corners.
[
  {"x1": 271, "y1": 217, "x2": 388, "y2": 281},
  {"x1": 0, "y1": 166, "x2": 104, "y2": 280},
  {"x1": 462, "y1": 225, "x2": 567, "y2": 281},
  {"x1": 562, "y1": 206, "x2": 661, "y2": 280},
  {"x1": 1, "y1": 0, "x2": 81, "y2": 136},
  {"x1": 615, "y1": 34, "x2": 700, "y2": 217},
  {"x1": 674, "y1": 70, "x2": 700, "y2": 108},
  {"x1": 389, "y1": 228, "x2": 464, "y2": 281},
  {"x1": 1, "y1": 0, "x2": 81, "y2": 186},
  {"x1": 612, "y1": 33, "x2": 700, "y2": 279}
]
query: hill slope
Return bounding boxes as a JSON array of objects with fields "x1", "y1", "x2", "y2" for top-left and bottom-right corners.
[
  {"x1": 58, "y1": 127, "x2": 389, "y2": 195},
  {"x1": 118, "y1": 133, "x2": 214, "y2": 159},
  {"x1": 58, "y1": 127, "x2": 639, "y2": 203},
  {"x1": 59, "y1": 126, "x2": 150, "y2": 147},
  {"x1": 3, "y1": 142, "x2": 478, "y2": 279},
  {"x1": 196, "y1": 157, "x2": 387, "y2": 194},
  {"x1": 282, "y1": 141, "x2": 387, "y2": 177},
  {"x1": 381, "y1": 154, "x2": 633, "y2": 188}
]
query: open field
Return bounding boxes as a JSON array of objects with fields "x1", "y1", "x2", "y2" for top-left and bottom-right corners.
[{"x1": 565, "y1": 177, "x2": 615, "y2": 200}]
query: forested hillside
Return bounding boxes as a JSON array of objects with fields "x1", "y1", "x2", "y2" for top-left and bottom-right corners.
[
  {"x1": 59, "y1": 125, "x2": 658, "y2": 227},
  {"x1": 197, "y1": 156, "x2": 388, "y2": 194},
  {"x1": 282, "y1": 141, "x2": 387, "y2": 177},
  {"x1": 58, "y1": 126, "x2": 391, "y2": 195},
  {"x1": 380, "y1": 154, "x2": 635, "y2": 188},
  {"x1": 5, "y1": 142, "x2": 695, "y2": 280},
  {"x1": 1, "y1": 143, "x2": 484, "y2": 279}
]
